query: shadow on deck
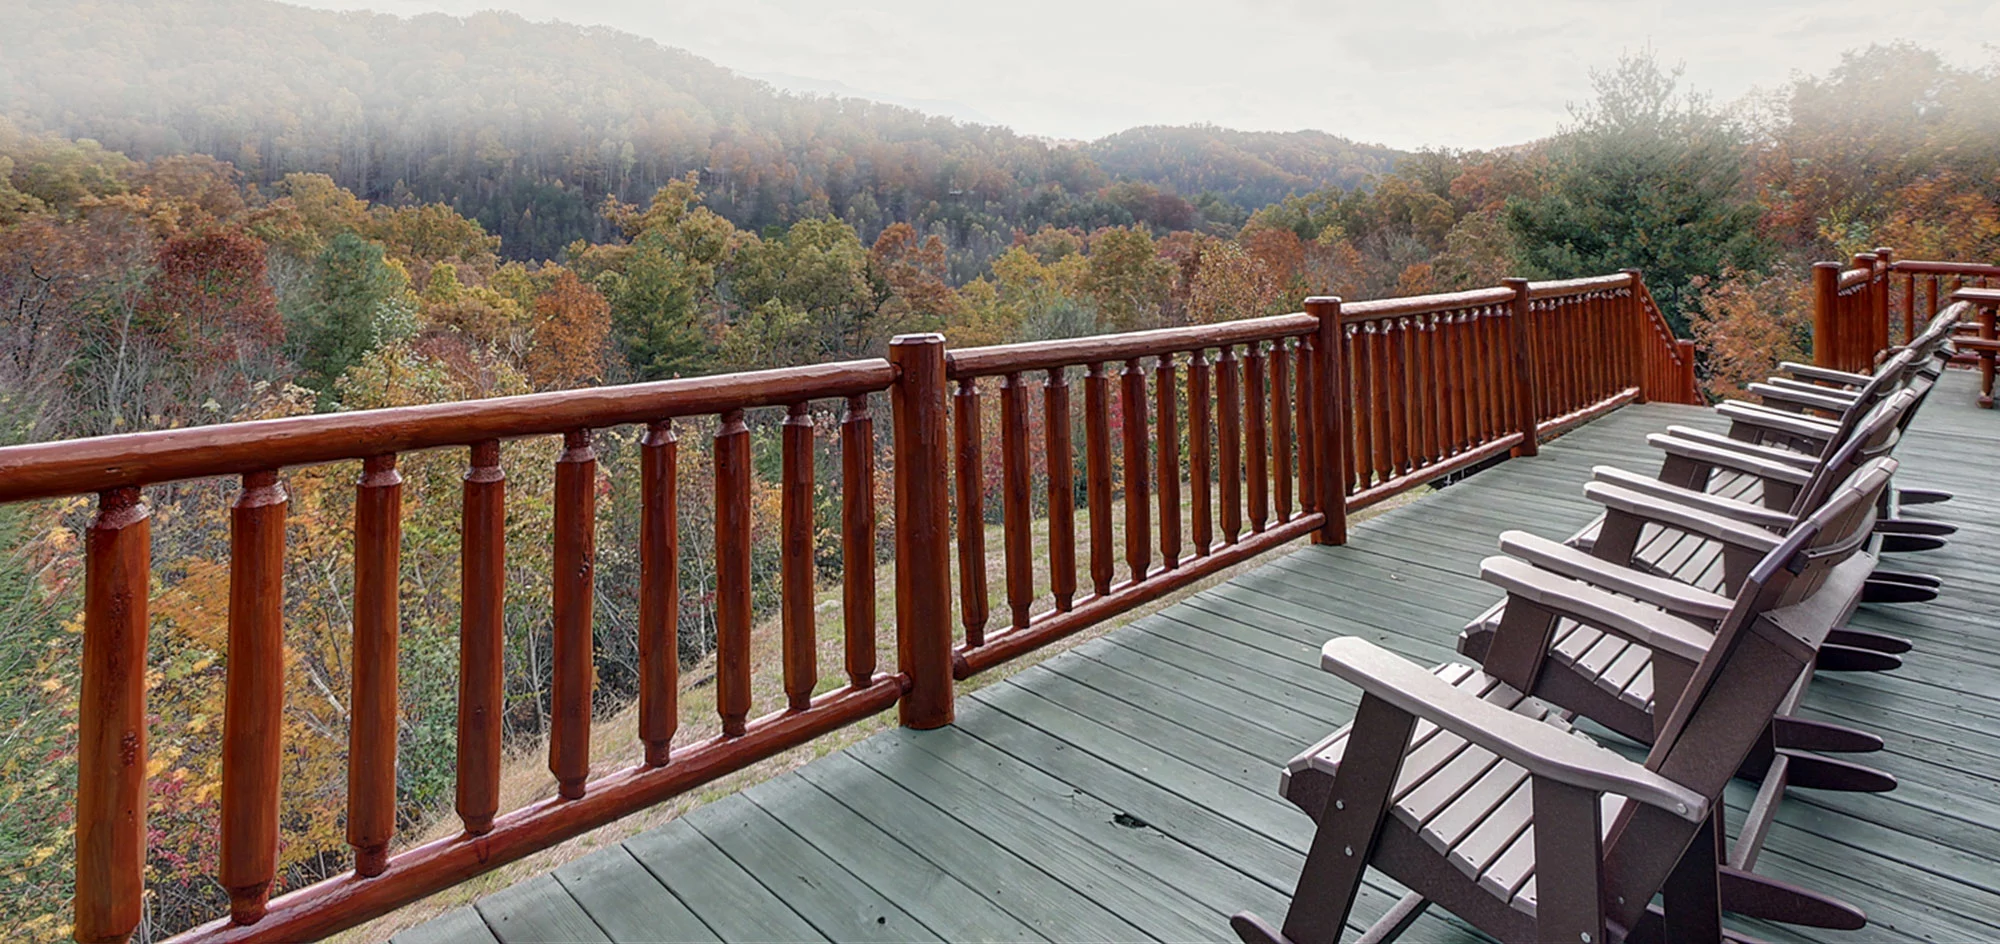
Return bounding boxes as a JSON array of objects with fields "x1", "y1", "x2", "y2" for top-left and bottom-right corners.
[{"x1": 398, "y1": 371, "x2": 2000, "y2": 944}]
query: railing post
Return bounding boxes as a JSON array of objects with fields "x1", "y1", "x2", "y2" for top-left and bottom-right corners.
[
  {"x1": 1812, "y1": 261, "x2": 1840, "y2": 368},
  {"x1": 1678, "y1": 340, "x2": 1699, "y2": 405},
  {"x1": 1502, "y1": 278, "x2": 1540, "y2": 457},
  {"x1": 1305, "y1": 297, "x2": 1349, "y2": 545},
  {"x1": 1873, "y1": 247, "x2": 1895, "y2": 355},
  {"x1": 75, "y1": 486, "x2": 150, "y2": 944},
  {"x1": 890, "y1": 333, "x2": 955, "y2": 728},
  {"x1": 1620, "y1": 269, "x2": 1648, "y2": 403}
]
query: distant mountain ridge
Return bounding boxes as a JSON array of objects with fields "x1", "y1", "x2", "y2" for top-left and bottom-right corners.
[{"x1": 1, "y1": 0, "x2": 1404, "y2": 265}]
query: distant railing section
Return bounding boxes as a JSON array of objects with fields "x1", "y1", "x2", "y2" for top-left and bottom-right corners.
[
  {"x1": 6, "y1": 268, "x2": 1706, "y2": 944},
  {"x1": 943, "y1": 315, "x2": 1332, "y2": 678},
  {"x1": 1813, "y1": 248, "x2": 2000, "y2": 370}
]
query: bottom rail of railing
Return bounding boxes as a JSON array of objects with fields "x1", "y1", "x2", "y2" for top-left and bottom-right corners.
[
  {"x1": 953, "y1": 513, "x2": 1326, "y2": 679},
  {"x1": 168, "y1": 675, "x2": 908, "y2": 944}
]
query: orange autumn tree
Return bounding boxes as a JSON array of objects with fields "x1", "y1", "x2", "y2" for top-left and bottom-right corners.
[{"x1": 526, "y1": 268, "x2": 613, "y2": 389}]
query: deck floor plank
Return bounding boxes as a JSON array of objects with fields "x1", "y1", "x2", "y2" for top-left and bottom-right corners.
[{"x1": 408, "y1": 371, "x2": 2000, "y2": 944}]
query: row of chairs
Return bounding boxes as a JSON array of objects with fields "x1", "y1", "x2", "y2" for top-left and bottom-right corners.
[{"x1": 1231, "y1": 305, "x2": 1965, "y2": 944}]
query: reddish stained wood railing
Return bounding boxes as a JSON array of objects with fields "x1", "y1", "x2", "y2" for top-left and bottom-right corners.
[
  {"x1": 941, "y1": 314, "x2": 1334, "y2": 678},
  {"x1": 1814, "y1": 249, "x2": 2000, "y2": 371},
  {"x1": 17, "y1": 270, "x2": 1707, "y2": 944},
  {"x1": 9, "y1": 359, "x2": 916, "y2": 944}
]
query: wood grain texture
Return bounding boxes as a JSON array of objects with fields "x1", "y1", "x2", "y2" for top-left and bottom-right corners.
[
  {"x1": 458, "y1": 443, "x2": 505, "y2": 833},
  {"x1": 1045, "y1": 369, "x2": 1076, "y2": 611},
  {"x1": 1001, "y1": 374, "x2": 1034, "y2": 628},
  {"x1": 74, "y1": 487, "x2": 149, "y2": 944},
  {"x1": 348, "y1": 455, "x2": 401, "y2": 876},
  {"x1": 782, "y1": 403, "x2": 818, "y2": 711},
  {"x1": 888, "y1": 334, "x2": 953, "y2": 729},
  {"x1": 551, "y1": 430, "x2": 596, "y2": 797},
  {"x1": 639, "y1": 422, "x2": 679, "y2": 766},
  {"x1": 715, "y1": 411, "x2": 752, "y2": 737},
  {"x1": 953, "y1": 379, "x2": 988, "y2": 647},
  {"x1": 221, "y1": 471, "x2": 286, "y2": 925},
  {"x1": 841, "y1": 396, "x2": 878, "y2": 688}
]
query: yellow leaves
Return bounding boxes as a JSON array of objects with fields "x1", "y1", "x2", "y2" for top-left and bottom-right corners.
[
  {"x1": 38, "y1": 677, "x2": 60, "y2": 693},
  {"x1": 22, "y1": 844, "x2": 58, "y2": 868},
  {"x1": 186, "y1": 714, "x2": 209, "y2": 733}
]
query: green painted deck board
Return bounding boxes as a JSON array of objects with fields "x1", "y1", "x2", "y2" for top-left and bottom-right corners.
[{"x1": 407, "y1": 371, "x2": 2000, "y2": 943}]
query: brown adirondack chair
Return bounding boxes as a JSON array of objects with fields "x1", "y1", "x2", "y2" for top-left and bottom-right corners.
[
  {"x1": 1243, "y1": 457, "x2": 1896, "y2": 944},
  {"x1": 1458, "y1": 387, "x2": 1921, "y2": 727}
]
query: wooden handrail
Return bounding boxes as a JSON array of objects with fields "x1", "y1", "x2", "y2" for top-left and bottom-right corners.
[
  {"x1": 0, "y1": 359, "x2": 896, "y2": 503},
  {"x1": 1817, "y1": 249, "x2": 1990, "y2": 369},
  {"x1": 25, "y1": 270, "x2": 1703, "y2": 944}
]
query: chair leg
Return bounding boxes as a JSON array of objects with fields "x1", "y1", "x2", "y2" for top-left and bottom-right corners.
[
  {"x1": 1862, "y1": 574, "x2": 1940, "y2": 604},
  {"x1": 1662, "y1": 811, "x2": 1724, "y2": 944},
  {"x1": 1825, "y1": 627, "x2": 1913, "y2": 654},
  {"x1": 1814, "y1": 644, "x2": 1903, "y2": 673},
  {"x1": 1532, "y1": 778, "x2": 1606, "y2": 944},
  {"x1": 1896, "y1": 487, "x2": 1952, "y2": 505},
  {"x1": 1781, "y1": 751, "x2": 1897, "y2": 793},
  {"x1": 1772, "y1": 716, "x2": 1883, "y2": 754},
  {"x1": 1878, "y1": 534, "x2": 1948, "y2": 553},
  {"x1": 1236, "y1": 695, "x2": 1418, "y2": 944},
  {"x1": 1717, "y1": 867, "x2": 1867, "y2": 930}
]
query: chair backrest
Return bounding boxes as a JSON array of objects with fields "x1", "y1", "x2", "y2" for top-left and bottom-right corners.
[
  {"x1": 1785, "y1": 387, "x2": 1919, "y2": 517},
  {"x1": 1598, "y1": 455, "x2": 1896, "y2": 928},
  {"x1": 1821, "y1": 348, "x2": 1920, "y2": 442}
]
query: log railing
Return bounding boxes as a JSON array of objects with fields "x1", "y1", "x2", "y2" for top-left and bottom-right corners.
[
  {"x1": 15, "y1": 358, "x2": 920, "y2": 944},
  {"x1": 942, "y1": 314, "x2": 1335, "y2": 678},
  {"x1": 14, "y1": 271, "x2": 1706, "y2": 944},
  {"x1": 1813, "y1": 248, "x2": 2000, "y2": 370}
]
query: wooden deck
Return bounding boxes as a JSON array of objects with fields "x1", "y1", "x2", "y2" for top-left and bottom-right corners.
[{"x1": 397, "y1": 370, "x2": 2000, "y2": 944}]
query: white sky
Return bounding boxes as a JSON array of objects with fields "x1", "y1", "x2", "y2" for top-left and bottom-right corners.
[{"x1": 292, "y1": 0, "x2": 2000, "y2": 150}]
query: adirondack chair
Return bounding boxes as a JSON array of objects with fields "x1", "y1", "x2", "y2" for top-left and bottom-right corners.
[
  {"x1": 1245, "y1": 458, "x2": 1895, "y2": 944},
  {"x1": 1626, "y1": 346, "x2": 1951, "y2": 604},
  {"x1": 1458, "y1": 387, "x2": 1922, "y2": 719}
]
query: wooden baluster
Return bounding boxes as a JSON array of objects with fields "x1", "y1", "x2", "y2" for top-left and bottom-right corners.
[
  {"x1": 457, "y1": 442, "x2": 504, "y2": 831},
  {"x1": 1371, "y1": 323, "x2": 1395, "y2": 480},
  {"x1": 1447, "y1": 313, "x2": 1469, "y2": 451},
  {"x1": 1001, "y1": 373, "x2": 1034, "y2": 628},
  {"x1": 552, "y1": 430, "x2": 596, "y2": 798},
  {"x1": 1044, "y1": 370, "x2": 1076, "y2": 611},
  {"x1": 1296, "y1": 335, "x2": 1317, "y2": 512},
  {"x1": 781, "y1": 403, "x2": 816, "y2": 710},
  {"x1": 639, "y1": 422, "x2": 678, "y2": 765},
  {"x1": 1245, "y1": 343, "x2": 1269, "y2": 532},
  {"x1": 1217, "y1": 345, "x2": 1243, "y2": 545},
  {"x1": 1414, "y1": 317, "x2": 1436, "y2": 465},
  {"x1": 75, "y1": 487, "x2": 149, "y2": 944},
  {"x1": 1426, "y1": 315, "x2": 1447, "y2": 459},
  {"x1": 715, "y1": 411, "x2": 752, "y2": 737},
  {"x1": 1156, "y1": 356, "x2": 1183, "y2": 569},
  {"x1": 841, "y1": 396, "x2": 877, "y2": 687},
  {"x1": 1351, "y1": 324, "x2": 1374, "y2": 490},
  {"x1": 1387, "y1": 319, "x2": 1411, "y2": 473},
  {"x1": 1478, "y1": 307, "x2": 1501, "y2": 440},
  {"x1": 221, "y1": 470, "x2": 286, "y2": 925},
  {"x1": 953, "y1": 379, "x2": 989, "y2": 646},
  {"x1": 1505, "y1": 279, "x2": 1541, "y2": 456},
  {"x1": 1121, "y1": 358, "x2": 1153, "y2": 581},
  {"x1": 1085, "y1": 363, "x2": 1115, "y2": 595},
  {"x1": 1271, "y1": 340, "x2": 1293, "y2": 522},
  {"x1": 349, "y1": 455, "x2": 400, "y2": 877},
  {"x1": 1189, "y1": 352, "x2": 1213, "y2": 556},
  {"x1": 1901, "y1": 272, "x2": 1916, "y2": 343}
]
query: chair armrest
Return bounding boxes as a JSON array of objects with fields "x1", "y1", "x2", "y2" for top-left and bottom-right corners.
[
  {"x1": 1499, "y1": 530, "x2": 1735, "y2": 624},
  {"x1": 1589, "y1": 466, "x2": 1795, "y2": 531},
  {"x1": 1583, "y1": 480, "x2": 1785, "y2": 557},
  {"x1": 1778, "y1": 362, "x2": 1873, "y2": 387},
  {"x1": 1660, "y1": 426, "x2": 1817, "y2": 469},
  {"x1": 1647, "y1": 433, "x2": 1814, "y2": 488},
  {"x1": 1714, "y1": 402, "x2": 1839, "y2": 449},
  {"x1": 1319, "y1": 636, "x2": 1709, "y2": 821},
  {"x1": 1479, "y1": 556, "x2": 1715, "y2": 664},
  {"x1": 1763, "y1": 377, "x2": 1862, "y2": 403},
  {"x1": 1747, "y1": 381, "x2": 1855, "y2": 417}
]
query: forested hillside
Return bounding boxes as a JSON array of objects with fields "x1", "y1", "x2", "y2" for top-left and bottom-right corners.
[
  {"x1": 2, "y1": 3, "x2": 1998, "y2": 936},
  {"x1": 1, "y1": 0, "x2": 1400, "y2": 267}
]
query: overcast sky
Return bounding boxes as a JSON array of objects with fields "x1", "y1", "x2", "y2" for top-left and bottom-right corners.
[{"x1": 294, "y1": 0, "x2": 1998, "y2": 150}]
